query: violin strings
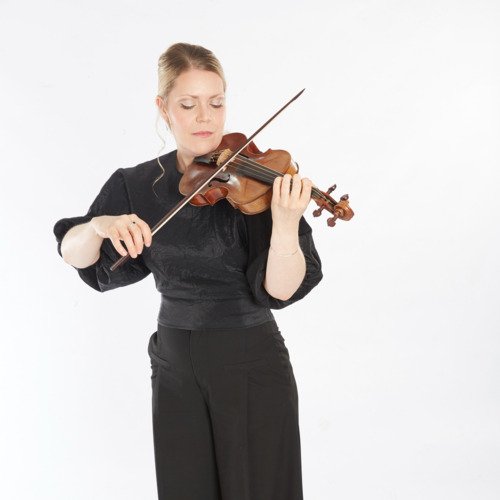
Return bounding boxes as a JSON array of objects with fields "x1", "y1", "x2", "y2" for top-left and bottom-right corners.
[
  {"x1": 211, "y1": 151, "x2": 280, "y2": 184},
  {"x1": 211, "y1": 151, "x2": 331, "y2": 204},
  {"x1": 232, "y1": 158, "x2": 330, "y2": 203},
  {"x1": 211, "y1": 151, "x2": 329, "y2": 199}
]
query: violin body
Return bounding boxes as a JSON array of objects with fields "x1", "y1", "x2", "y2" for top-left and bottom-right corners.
[
  {"x1": 179, "y1": 132, "x2": 354, "y2": 226},
  {"x1": 179, "y1": 133, "x2": 299, "y2": 215}
]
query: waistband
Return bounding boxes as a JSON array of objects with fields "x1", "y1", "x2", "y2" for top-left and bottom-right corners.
[{"x1": 157, "y1": 294, "x2": 274, "y2": 330}]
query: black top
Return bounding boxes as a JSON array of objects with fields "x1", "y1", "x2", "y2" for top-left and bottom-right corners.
[{"x1": 53, "y1": 151, "x2": 323, "y2": 329}]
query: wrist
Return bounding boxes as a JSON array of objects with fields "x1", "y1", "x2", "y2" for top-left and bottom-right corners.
[
  {"x1": 270, "y1": 230, "x2": 300, "y2": 256},
  {"x1": 90, "y1": 217, "x2": 105, "y2": 240},
  {"x1": 269, "y1": 246, "x2": 300, "y2": 258}
]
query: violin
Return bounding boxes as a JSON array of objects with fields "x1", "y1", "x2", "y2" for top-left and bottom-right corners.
[
  {"x1": 111, "y1": 89, "x2": 353, "y2": 271},
  {"x1": 181, "y1": 132, "x2": 354, "y2": 226}
]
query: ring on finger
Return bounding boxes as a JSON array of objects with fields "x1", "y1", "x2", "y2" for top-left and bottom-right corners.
[{"x1": 128, "y1": 221, "x2": 136, "y2": 229}]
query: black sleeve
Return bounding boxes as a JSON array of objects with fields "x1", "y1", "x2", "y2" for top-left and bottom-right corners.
[
  {"x1": 244, "y1": 209, "x2": 323, "y2": 309},
  {"x1": 53, "y1": 169, "x2": 151, "y2": 292}
]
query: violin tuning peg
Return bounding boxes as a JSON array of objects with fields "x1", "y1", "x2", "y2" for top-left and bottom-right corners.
[
  {"x1": 327, "y1": 217, "x2": 337, "y2": 227},
  {"x1": 326, "y1": 184, "x2": 337, "y2": 195},
  {"x1": 340, "y1": 194, "x2": 349, "y2": 201},
  {"x1": 313, "y1": 207, "x2": 324, "y2": 217}
]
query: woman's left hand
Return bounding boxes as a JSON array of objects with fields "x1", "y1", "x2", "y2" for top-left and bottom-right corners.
[
  {"x1": 271, "y1": 173, "x2": 313, "y2": 230},
  {"x1": 264, "y1": 173, "x2": 312, "y2": 300}
]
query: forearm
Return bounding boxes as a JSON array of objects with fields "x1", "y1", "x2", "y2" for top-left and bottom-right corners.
[
  {"x1": 60, "y1": 219, "x2": 103, "y2": 269},
  {"x1": 263, "y1": 224, "x2": 306, "y2": 301}
]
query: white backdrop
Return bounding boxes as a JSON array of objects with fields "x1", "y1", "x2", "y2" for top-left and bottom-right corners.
[{"x1": 1, "y1": 0, "x2": 499, "y2": 498}]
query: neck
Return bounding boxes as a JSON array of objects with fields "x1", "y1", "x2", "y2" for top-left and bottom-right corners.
[{"x1": 175, "y1": 152, "x2": 193, "y2": 174}]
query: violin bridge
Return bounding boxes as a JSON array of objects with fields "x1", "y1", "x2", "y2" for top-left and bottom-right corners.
[{"x1": 216, "y1": 149, "x2": 232, "y2": 170}]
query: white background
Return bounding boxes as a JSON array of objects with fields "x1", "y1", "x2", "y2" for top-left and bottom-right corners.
[{"x1": 1, "y1": 0, "x2": 499, "y2": 498}]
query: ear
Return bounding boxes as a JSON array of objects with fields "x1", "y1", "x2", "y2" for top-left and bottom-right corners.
[{"x1": 156, "y1": 95, "x2": 168, "y2": 121}]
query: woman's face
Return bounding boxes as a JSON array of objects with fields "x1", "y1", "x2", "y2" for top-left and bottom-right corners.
[{"x1": 158, "y1": 68, "x2": 226, "y2": 171}]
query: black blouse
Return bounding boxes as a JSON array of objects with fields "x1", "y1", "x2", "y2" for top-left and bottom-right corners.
[{"x1": 54, "y1": 151, "x2": 323, "y2": 329}]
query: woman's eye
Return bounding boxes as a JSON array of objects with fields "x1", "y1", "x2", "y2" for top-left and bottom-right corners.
[
  {"x1": 180, "y1": 103, "x2": 195, "y2": 110},
  {"x1": 211, "y1": 103, "x2": 224, "y2": 109}
]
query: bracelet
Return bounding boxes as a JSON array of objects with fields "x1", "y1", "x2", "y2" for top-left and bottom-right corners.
[{"x1": 269, "y1": 246, "x2": 300, "y2": 258}]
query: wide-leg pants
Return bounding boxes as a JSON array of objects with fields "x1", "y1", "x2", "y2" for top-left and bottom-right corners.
[{"x1": 147, "y1": 320, "x2": 303, "y2": 500}]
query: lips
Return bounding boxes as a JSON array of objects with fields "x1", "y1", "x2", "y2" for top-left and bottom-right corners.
[{"x1": 193, "y1": 131, "x2": 213, "y2": 138}]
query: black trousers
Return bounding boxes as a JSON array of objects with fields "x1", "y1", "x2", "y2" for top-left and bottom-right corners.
[{"x1": 147, "y1": 320, "x2": 303, "y2": 500}]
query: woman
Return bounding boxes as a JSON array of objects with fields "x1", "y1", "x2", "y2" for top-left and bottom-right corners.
[{"x1": 54, "y1": 43, "x2": 322, "y2": 500}]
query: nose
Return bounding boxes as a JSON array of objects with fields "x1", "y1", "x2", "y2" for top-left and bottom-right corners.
[{"x1": 196, "y1": 103, "x2": 211, "y2": 123}]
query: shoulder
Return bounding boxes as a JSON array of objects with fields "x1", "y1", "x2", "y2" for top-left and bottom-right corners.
[
  {"x1": 85, "y1": 150, "x2": 176, "y2": 211},
  {"x1": 97, "y1": 151, "x2": 176, "y2": 201},
  {"x1": 119, "y1": 151, "x2": 177, "y2": 185}
]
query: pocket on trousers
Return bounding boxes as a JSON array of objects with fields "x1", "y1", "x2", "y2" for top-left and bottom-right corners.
[
  {"x1": 148, "y1": 331, "x2": 173, "y2": 368},
  {"x1": 147, "y1": 332, "x2": 181, "y2": 388},
  {"x1": 267, "y1": 328, "x2": 293, "y2": 385}
]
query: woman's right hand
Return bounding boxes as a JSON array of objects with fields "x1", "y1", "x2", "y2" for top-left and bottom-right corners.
[{"x1": 91, "y1": 214, "x2": 152, "y2": 259}]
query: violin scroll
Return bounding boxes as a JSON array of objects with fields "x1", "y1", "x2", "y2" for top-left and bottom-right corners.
[{"x1": 312, "y1": 184, "x2": 354, "y2": 228}]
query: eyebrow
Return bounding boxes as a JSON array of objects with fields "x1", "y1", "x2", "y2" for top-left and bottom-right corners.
[{"x1": 178, "y1": 94, "x2": 225, "y2": 99}]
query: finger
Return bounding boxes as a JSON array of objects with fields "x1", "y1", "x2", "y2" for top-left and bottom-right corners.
[
  {"x1": 272, "y1": 176, "x2": 282, "y2": 203},
  {"x1": 300, "y1": 177, "x2": 313, "y2": 204},
  {"x1": 117, "y1": 224, "x2": 138, "y2": 258},
  {"x1": 134, "y1": 218, "x2": 153, "y2": 247},
  {"x1": 290, "y1": 174, "x2": 302, "y2": 203},
  {"x1": 128, "y1": 214, "x2": 153, "y2": 250},
  {"x1": 127, "y1": 219, "x2": 144, "y2": 255},
  {"x1": 108, "y1": 226, "x2": 128, "y2": 257},
  {"x1": 280, "y1": 174, "x2": 293, "y2": 200}
]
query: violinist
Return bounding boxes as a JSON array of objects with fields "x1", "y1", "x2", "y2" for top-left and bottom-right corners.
[{"x1": 54, "y1": 42, "x2": 323, "y2": 500}]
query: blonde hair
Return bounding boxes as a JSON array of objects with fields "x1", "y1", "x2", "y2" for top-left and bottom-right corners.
[
  {"x1": 158, "y1": 42, "x2": 226, "y2": 98},
  {"x1": 154, "y1": 43, "x2": 226, "y2": 195}
]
